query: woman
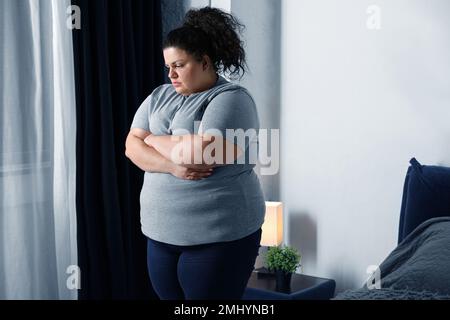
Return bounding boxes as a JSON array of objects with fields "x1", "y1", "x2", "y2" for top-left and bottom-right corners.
[{"x1": 125, "y1": 7, "x2": 265, "y2": 300}]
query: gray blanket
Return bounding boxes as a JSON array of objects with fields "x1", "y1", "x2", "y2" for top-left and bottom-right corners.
[{"x1": 335, "y1": 217, "x2": 450, "y2": 300}]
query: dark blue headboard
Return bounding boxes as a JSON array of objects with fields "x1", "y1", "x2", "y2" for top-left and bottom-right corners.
[{"x1": 398, "y1": 158, "x2": 450, "y2": 244}]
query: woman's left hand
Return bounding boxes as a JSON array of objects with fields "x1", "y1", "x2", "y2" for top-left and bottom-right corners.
[
  {"x1": 143, "y1": 134, "x2": 153, "y2": 147},
  {"x1": 180, "y1": 163, "x2": 217, "y2": 170}
]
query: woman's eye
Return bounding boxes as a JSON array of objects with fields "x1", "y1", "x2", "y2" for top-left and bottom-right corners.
[{"x1": 164, "y1": 65, "x2": 183, "y2": 71}]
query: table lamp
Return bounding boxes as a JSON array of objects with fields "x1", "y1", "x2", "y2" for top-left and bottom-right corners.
[
  {"x1": 254, "y1": 201, "x2": 283, "y2": 274},
  {"x1": 260, "y1": 201, "x2": 283, "y2": 246}
]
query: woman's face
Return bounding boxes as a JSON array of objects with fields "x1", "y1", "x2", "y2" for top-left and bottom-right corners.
[{"x1": 163, "y1": 47, "x2": 214, "y2": 96}]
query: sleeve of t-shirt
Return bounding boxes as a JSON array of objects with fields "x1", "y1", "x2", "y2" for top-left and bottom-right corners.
[
  {"x1": 198, "y1": 89, "x2": 259, "y2": 151},
  {"x1": 130, "y1": 93, "x2": 153, "y2": 131}
]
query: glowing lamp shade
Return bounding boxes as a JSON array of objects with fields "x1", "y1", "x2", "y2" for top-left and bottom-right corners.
[{"x1": 260, "y1": 201, "x2": 283, "y2": 246}]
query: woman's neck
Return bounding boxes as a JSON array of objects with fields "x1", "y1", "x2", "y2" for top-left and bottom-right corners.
[{"x1": 199, "y1": 73, "x2": 219, "y2": 92}]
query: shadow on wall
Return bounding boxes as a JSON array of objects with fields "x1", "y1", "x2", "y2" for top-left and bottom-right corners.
[
  {"x1": 329, "y1": 264, "x2": 364, "y2": 295},
  {"x1": 288, "y1": 212, "x2": 317, "y2": 274},
  {"x1": 289, "y1": 211, "x2": 364, "y2": 294}
]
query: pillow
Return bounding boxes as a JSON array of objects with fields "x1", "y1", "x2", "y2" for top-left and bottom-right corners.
[{"x1": 398, "y1": 158, "x2": 450, "y2": 243}]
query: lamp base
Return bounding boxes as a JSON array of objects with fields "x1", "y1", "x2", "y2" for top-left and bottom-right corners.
[{"x1": 254, "y1": 267, "x2": 274, "y2": 279}]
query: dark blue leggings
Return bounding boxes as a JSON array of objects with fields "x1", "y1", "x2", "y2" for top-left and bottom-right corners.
[{"x1": 146, "y1": 228, "x2": 262, "y2": 300}]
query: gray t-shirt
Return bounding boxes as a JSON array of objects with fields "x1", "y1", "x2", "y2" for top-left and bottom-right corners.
[{"x1": 131, "y1": 75, "x2": 265, "y2": 245}]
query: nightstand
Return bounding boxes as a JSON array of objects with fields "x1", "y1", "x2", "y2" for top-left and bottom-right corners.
[{"x1": 243, "y1": 270, "x2": 336, "y2": 300}]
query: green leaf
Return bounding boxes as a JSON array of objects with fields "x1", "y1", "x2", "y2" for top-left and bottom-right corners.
[{"x1": 264, "y1": 245, "x2": 301, "y2": 273}]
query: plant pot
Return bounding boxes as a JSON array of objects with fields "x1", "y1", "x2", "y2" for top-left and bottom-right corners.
[{"x1": 275, "y1": 270, "x2": 292, "y2": 293}]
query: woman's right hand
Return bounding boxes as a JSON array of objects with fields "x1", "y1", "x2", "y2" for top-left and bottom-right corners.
[{"x1": 170, "y1": 165, "x2": 214, "y2": 180}]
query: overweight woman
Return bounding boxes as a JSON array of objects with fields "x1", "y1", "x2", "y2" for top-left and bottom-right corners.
[{"x1": 125, "y1": 7, "x2": 265, "y2": 300}]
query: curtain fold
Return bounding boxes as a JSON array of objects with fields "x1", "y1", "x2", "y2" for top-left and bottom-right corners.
[
  {"x1": 51, "y1": 0, "x2": 78, "y2": 300},
  {"x1": 71, "y1": 0, "x2": 164, "y2": 299},
  {"x1": 0, "y1": 0, "x2": 77, "y2": 299}
]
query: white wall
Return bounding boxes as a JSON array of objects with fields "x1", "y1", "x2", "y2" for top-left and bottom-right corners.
[{"x1": 281, "y1": 0, "x2": 450, "y2": 292}]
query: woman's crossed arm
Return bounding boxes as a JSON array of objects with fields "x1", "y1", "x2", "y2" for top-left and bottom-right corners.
[{"x1": 125, "y1": 128, "x2": 213, "y2": 180}]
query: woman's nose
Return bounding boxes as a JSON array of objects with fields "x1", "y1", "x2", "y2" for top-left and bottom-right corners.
[{"x1": 168, "y1": 68, "x2": 177, "y2": 79}]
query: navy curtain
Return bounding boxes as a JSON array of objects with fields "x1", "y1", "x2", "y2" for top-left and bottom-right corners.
[{"x1": 72, "y1": 0, "x2": 164, "y2": 299}]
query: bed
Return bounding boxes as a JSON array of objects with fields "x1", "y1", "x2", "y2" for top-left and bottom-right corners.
[{"x1": 334, "y1": 158, "x2": 450, "y2": 300}]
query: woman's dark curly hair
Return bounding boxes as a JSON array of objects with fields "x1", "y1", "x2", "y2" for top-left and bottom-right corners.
[{"x1": 163, "y1": 7, "x2": 247, "y2": 80}]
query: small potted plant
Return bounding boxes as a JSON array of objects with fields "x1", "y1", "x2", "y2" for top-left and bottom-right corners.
[{"x1": 265, "y1": 245, "x2": 301, "y2": 292}]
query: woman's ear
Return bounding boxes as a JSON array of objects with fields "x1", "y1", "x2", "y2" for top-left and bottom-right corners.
[{"x1": 202, "y1": 55, "x2": 211, "y2": 71}]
